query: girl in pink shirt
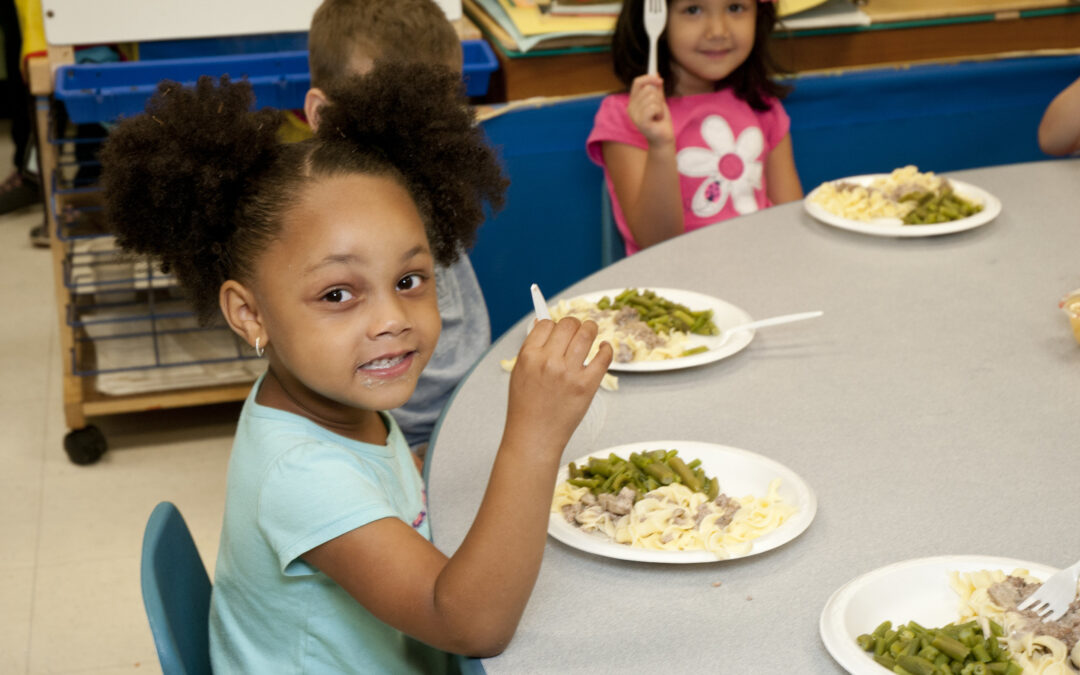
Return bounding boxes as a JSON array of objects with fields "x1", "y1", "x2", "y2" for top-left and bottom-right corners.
[{"x1": 587, "y1": 0, "x2": 803, "y2": 255}]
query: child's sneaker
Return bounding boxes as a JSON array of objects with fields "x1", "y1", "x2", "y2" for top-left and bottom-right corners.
[{"x1": 29, "y1": 223, "x2": 50, "y2": 248}]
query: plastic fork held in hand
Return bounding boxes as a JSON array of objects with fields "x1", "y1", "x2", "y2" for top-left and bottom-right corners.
[
  {"x1": 1017, "y1": 558, "x2": 1080, "y2": 622},
  {"x1": 530, "y1": 283, "x2": 551, "y2": 322},
  {"x1": 644, "y1": 0, "x2": 667, "y2": 76}
]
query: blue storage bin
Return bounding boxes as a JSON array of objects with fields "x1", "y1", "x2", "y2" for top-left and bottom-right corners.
[
  {"x1": 462, "y1": 40, "x2": 498, "y2": 98},
  {"x1": 55, "y1": 51, "x2": 311, "y2": 123},
  {"x1": 55, "y1": 40, "x2": 499, "y2": 124}
]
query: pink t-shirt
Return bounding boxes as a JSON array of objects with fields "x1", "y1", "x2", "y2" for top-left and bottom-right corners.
[{"x1": 587, "y1": 89, "x2": 790, "y2": 255}]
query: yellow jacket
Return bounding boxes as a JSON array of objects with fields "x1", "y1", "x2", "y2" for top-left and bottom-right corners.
[{"x1": 14, "y1": 0, "x2": 46, "y2": 73}]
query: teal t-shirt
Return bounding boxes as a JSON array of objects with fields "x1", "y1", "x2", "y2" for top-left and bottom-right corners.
[{"x1": 209, "y1": 375, "x2": 446, "y2": 673}]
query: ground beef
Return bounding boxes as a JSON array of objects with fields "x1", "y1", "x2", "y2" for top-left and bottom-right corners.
[
  {"x1": 597, "y1": 487, "x2": 636, "y2": 516},
  {"x1": 613, "y1": 306, "x2": 664, "y2": 351},
  {"x1": 989, "y1": 576, "x2": 1080, "y2": 651}
]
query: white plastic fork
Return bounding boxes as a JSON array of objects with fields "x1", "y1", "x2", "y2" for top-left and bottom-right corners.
[
  {"x1": 644, "y1": 0, "x2": 667, "y2": 76},
  {"x1": 1016, "y1": 558, "x2": 1080, "y2": 622},
  {"x1": 529, "y1": 283, "x2": 608, "y2": 443}
]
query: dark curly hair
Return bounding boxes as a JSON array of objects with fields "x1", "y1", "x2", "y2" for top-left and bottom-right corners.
[
  {"x1": 611, "y1": 0, "x2": 789, "y2": 109},
  {"x1": 100, "y1": 62, "x2": 507, "y2": 324}
]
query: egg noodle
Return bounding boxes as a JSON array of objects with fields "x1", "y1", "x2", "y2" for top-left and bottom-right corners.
[
  {"x1": 950, "y1": 569, "x2": 1080, "y2": 674},
  {"x1": 549, "y1": 298, "x2": 691, "y2": 363},
  {"x1": 552, "y1": 478, "x2": 795, "y2": 559},
  {"x1": 812, "y1": 165, "x2": 945, "y2": 222}
]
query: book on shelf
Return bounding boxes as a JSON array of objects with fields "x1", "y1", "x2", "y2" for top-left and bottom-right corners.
[
  {"x1": 465, "y1": 0, "x2": 614, "y2": 54},
  {"x1": 548, "y1": 0, "x2": 622, "y2": 16}
]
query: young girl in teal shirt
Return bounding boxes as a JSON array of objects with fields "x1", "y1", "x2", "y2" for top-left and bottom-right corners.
[{"x1": 101, "y1": 62, "x2": 613, "y2": 672}]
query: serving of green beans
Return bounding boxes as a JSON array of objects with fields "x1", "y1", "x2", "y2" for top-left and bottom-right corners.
[
  {"x1": 900, "y1": 187, "x2": 983, "y2": 225},
  {"x1": 566, "y1": 449, "x2": 721, "y2": 502},
  {"x1": 857, "y1": 619, "x2": 1023, "y2": 675},
  {"x1": 595, "y1": 289, "x2": 720, "y2": 337}
]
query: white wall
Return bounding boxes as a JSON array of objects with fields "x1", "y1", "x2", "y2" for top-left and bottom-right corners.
[{"x1": 41, "y1": 0, "x2": 462, "y2": 45}]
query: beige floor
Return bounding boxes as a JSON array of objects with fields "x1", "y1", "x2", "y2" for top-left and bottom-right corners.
[{"x1": 0, "y1": 120, "x2": 234, "y2": 674}]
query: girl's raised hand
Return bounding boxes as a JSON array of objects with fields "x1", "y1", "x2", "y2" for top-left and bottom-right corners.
[
  {"x1": 506, "y1": 318, "x2": 613, "y2": 453},
  {"x1": 627, "y1": 74, "x2": 674, "y2": 147}
]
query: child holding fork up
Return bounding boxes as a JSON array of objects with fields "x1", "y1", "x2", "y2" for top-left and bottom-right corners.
[
  {"x1": 588, "y1": 0, "x2": 802, "y2": 256},
  {"x1": 101, "y1": 64, "x2": 613, "y2": 672}
]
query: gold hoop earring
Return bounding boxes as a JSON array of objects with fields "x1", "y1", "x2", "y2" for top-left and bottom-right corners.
[{"x1": 255, "y1": 337, "x2": 265, "y2": 358}]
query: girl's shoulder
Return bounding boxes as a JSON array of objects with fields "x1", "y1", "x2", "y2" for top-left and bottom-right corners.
[{"x1": 596, "y1": 91, "x2": 631, "y2": 118}]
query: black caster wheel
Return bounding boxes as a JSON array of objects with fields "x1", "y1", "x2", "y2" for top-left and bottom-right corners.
[{"x1": 64, "y1": 425, "x2": 107, "y2": 465}]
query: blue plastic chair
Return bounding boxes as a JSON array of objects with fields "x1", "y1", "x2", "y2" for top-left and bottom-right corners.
[{"x1": 140, "y1": 502, "x2": 213, "y2": 675}]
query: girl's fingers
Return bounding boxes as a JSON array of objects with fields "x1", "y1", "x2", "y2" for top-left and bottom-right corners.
[
  {"x1": 586, "y1": 340, "x2": 615, "y2": 378},
  {"x1": 541, "y1": 316, "x2": 582, "y2": 357},
  {"x1": 564, "y1": 319, "x2": 600, "y2": 365},
  {"x1": 523, "y1": 318, "x2": 555, "y2": 348}
]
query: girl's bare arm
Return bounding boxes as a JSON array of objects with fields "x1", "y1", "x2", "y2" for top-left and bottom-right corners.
[
  {"x1": 1039, "y1": 76, "x2": 1080, "y2": 156},
  {"x1": 603, "y1": 75, "x2": 685, "y2": 250},
  {"x1": 764, "y1": 134, "x2": 803, "y2": 204},
  {"x1": 303, "y1": 318, "x2": 612, "y2": 657}
]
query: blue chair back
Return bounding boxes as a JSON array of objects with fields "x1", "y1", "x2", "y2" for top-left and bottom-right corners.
[
  {"x1": 785, "y1": 54, "x2": 1080, "y2": 188},
  {"x1": 472, "y1": 95, "x2": 608, "y2": 339},
  {"x1": 140, "y1": 502, "x2": 213, "y2": 675}
]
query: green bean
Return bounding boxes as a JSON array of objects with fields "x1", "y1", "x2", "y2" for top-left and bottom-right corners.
[
  {"x1": 601, "y1": 289, "x2": 719, "y2": 336},
  {"x1": 668, "y1": 456, "x2": 703, "y2": 491},
  {"x1": 706, "y1": 477, "x2": 720, "y2": 500},
  {"x1": 568, "y1": 449, "x2": 719, "y2": 504},
  {"x1": 874, "y1": 654, "x2": 896, "y2": 669},
  {"x1": 868, "y1": 617, "x2": 894, "y2": 635},
  {"x1": 680, "y1": 346, "x2": 709, "y2": 357},
  {"x1": 931, "y1": 634, "x2": 969, "y2": 661},
  {"x1": 897, "y1": 655, "x2": 938, "y2": 675},
  {"x1": 588, "y1": 457, "x2": 614, "y2": 477},
  {"x1": 643, "y1": 461, "x2": 676, "y2": 485},
  {"x1": 970, "y1": 643, "x2": 990, "y2": 663},
  {"x1": 859, "y1": 620, "x2": 1019, "y2": 675}
]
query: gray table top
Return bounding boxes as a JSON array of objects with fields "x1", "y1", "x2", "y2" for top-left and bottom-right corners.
[{"x1": 426, "y1": 159, "x2": 1080, "y2": 673}]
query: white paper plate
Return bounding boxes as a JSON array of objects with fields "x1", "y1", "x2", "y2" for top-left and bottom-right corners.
[
  {"x1": 803, "y1": 175, "x2": 1002, "y2": 238},
  {"x1": 819, "y1": 555, "x2": 1058, "y2": 674},
  {"x1": 548, "y1": 440, "x2": 817, "y2": 564},
  {"x1": 555, "y1": 288, "x2": 754, "y2": 372}
]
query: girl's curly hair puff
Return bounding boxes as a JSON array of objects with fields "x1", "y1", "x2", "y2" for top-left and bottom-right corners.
[
  {"x1": 100, "y1": 77, "x2": 283, "y2": 323},
  {"x1": 314, "y1": 61, "x2": 507, "y2": 264},
  {"x1": 100, "y1": 63, "x2": 507, "y2": 325}
]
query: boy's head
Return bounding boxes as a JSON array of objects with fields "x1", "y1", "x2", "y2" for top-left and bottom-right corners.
[{"x1": 305, "y1": 0, "x2": 463, "y2": 128}]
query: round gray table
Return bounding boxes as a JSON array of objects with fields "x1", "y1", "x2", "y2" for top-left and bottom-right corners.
[{"x1": 427, "y1": 160, "x2": 1080, "y2": 673}]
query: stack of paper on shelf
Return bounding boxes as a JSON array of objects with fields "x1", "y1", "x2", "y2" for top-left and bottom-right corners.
[
  {"x1": 548, "y1": 0, "x2": 621, "y2": 16},
  {"x1": 465, "y1": 0, "x2": 616, "y2": 54},
  {"x1": 780, "y1": 0, "x2": 870, "y2": 29}
]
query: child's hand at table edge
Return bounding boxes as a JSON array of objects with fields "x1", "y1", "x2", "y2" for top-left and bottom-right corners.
[{"x1": 505, "y1": 317, "x2": 613, "y2": 455}]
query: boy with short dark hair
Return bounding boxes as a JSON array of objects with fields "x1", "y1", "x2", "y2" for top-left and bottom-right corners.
[{"x1": 304, "y1": 0, "x2": 492, "y2": 457}]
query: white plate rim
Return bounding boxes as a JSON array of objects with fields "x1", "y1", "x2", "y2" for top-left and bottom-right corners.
[
  {"x1": 819, "y1": 554, "x2": 1059, "y2": 674},
  {"x1": 547, "y1": 439, "x2": 817, "y2": 564},
  {"x1": 554, "y1": 288, "x2": 755, "y2": 372},
  {"x1": 803, "y1": 174, "x2": 1003, "y2": 238}
]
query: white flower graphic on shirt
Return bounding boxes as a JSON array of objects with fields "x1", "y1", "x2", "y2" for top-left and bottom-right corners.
[{"x1": 676, "y1": 115, "x2": 764, "y2": 219}]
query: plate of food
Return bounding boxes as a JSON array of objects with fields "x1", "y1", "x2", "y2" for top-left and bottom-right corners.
[
  {"x1": 548, "y1": 440, "x2": 816, "y2": 564},
  {"x1": 819, "y1": 555, "x2": 1079, "y2": 674},
  {"x1": 804, "y1": 165, "x2": 1002, "y2": 238},
  {"x1": 546, "y1": 288, "x2": 754, "y2": 372}
]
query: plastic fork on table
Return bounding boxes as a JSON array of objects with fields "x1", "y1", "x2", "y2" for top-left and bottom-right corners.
[
  {"x1": 1016, "y1": 558, "x2": 1080, "y2": 621},
  {"x1": 644, "y1": 0, "x2": 667, "y2": 76}
]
